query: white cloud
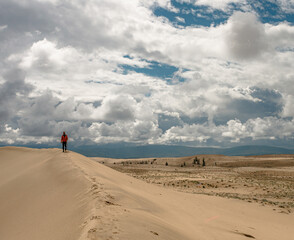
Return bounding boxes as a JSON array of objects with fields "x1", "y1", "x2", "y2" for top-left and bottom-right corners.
[
  {"x1": 0, "y1": 25, "x2": 7, "y2": 31},
  {"x1": 282, "y1": 95, "x2": 294, "y2": 117},
  {"x1": 95, "y1": 95, "x2": 137, "y2": 122},
  {"x1": 0, "y1": 68, "x2": 33, "y2": 123},
  {"x1": 159, "y1": 122, "x2": 214, "y2": 143},
  {"x1": 0, "y1": 0, "x2": 294, "y2": 146},
  {"x1": 266, "y1": 22, "x2": 294, "y2": 50},
  {"x1": 18, "y1": 39, "x2": 74, "y2": 70},
  {"x1": 175, "y1": 16, "x2": 186, "y2": 23},
  {"x1": 159, "y1": 117, "x2": 294, "y2": 144},
  {"x1": 224, "y1": 117, "x2": 294, "y2": 141},
  {"x1": 224, "y1": 11, "x2": 268, "y2": 60},
  {"x1": 89, "y1": 119, "x2": 162, "y2": 144},
  {"x1": 143, "y1": 0, "x2": 180, "y2": 12},
  {"x1": 277, "y1": 0, "x2": 294, "y2": 13}
]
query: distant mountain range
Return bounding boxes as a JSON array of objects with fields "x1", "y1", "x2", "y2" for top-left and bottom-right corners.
[
  {"x1": 72, "y1": 145, "x2": 294, "y2": 158},
  {"x1": 1, "y1": 144, "x2": 294, "y2": 158}
]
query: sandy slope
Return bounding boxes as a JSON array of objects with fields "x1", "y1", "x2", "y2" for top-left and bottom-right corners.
[
  {"x1": 0, "y1": 147, "x2": 91, "y2": 240},
  {"x1": 0, "y1": 147, "x2": 293, "y2": 240}
]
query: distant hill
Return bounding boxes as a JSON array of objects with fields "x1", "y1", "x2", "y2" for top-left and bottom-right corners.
[
  {"x1": 72, "y1": 145, "x2": 294, "y2": 158},
  {"x1": 1, "y1": 144, "x2": 293, "y2": 158},
  {"x1": 220, "y1": 145, "x2": 294, "y2": 156}
]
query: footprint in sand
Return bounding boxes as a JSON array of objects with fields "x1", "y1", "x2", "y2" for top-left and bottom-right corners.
[
  {"x1": 92, "y1": 190, "x2": 101, "y2": 195},
  {"x1": 105, "y1": 201, "x2": 115, "y2": 205},
  {"x1": 90, "y1": 215, "x2": 101, "y2": 220},
  {"x1": 150, "y1": 231, "x2": 159, "y2": 236},
  {"x1": 87, "y1": 228, "x2": 97, "y2": 239},
  {"x1": 233, "y1": 230, "x2": 255, "y2": 239},
  {"x1": 105, "y1": 200, "x2": 121, "y2": 206},
  {"x1": 107, "y1": 194, "x2": 115, "y2": 199},
  {"x1": 81, "y1": 220, "x2": 88, "y2": 227}
]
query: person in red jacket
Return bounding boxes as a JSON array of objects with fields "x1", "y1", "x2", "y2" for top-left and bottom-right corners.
[{"x1": 61, "y1": 131, "x2": 68, "y2": 152}]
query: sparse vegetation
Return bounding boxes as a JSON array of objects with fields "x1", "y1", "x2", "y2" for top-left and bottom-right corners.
[
  {"x1": 180, "y1": 162, "x2": 186, "y2": 167},
  {"x1": 193, "y1": 157, "x2": 200, "y2": 165},
  {"x1": 105, "y1": 154, "x2": 294, "y2": 212}
]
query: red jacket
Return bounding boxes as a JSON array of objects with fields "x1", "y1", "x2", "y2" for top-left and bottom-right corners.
[{"x1": 61, "y1": 135, "x2": 68, "y2": 143}]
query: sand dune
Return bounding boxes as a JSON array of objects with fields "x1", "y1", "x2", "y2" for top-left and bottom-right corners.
[{"x1": 0, "y1": 147, "x2": 293, "y2": 240}]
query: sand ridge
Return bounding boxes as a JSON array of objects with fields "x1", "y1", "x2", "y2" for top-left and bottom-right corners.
[{"x1": 1, "y1": 147, "x2": 294, "y2": 240}]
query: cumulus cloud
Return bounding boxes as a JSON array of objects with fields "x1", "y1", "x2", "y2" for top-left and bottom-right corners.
[
  {"x1": 97, "y1": 95, "x2": 137, "y2": 122},
  {"x1": 3, "y1": 88, "x2": 160, "y2": 144},
  {"x1": 159, "y1": 117, "x2": 294, "y2": 144},
  {"x1": 0, "y1": 0, "x2": 294, "y2": 147},
  {"x1": 266, "y1": 22, "x2": 294, "y2": 51},
  {"x1": 282, "y1": 95, "x2": 294, "y2": 117},
  {"x1": 89, "y1": 119, "x2": 162, "y2": 144},
  {"x1": 225, "y1": 11, "x2": 268, "y2": 60},
  {"x1": 223, "y1": 117, "x2": 294, "y2": 141},
  {"x1": 18, "y1": 39, "x2": 73, "y2": 71},
  {"x1": 0, "y1": 69, "x2": 33, "y2": 123}
]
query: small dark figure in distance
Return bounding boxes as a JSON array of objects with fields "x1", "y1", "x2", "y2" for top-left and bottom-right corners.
[{"x1": 61, "y1": 132, "x2": 68, "y2": 152}]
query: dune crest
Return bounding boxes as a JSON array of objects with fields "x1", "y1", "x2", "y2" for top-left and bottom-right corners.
[{"x1": 0, "y1": 147, "x2": 293, "y2": 240}]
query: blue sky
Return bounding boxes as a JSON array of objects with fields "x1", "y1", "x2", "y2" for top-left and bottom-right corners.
[
  {"x1": 154, "y1": 0, "x2": 294, "y2": 26},
  {"x1": 0, "y1": 0, "x2": 294, "y2": 148}
]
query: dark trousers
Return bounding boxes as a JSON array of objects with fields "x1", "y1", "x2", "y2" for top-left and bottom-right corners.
[{"x1": 62, "y1": 142, "x2": 67, "y2": 152}]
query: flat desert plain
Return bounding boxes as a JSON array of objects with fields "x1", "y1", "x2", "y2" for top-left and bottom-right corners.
[
  {"x1": 95, "y1": 154, "x2": 294, "y2": 214},
  {"x1": 1, "y1": 147, "x2": 294, "y2": 240}
]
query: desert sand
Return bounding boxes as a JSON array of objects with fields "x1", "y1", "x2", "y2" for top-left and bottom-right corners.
[
  {"x1": 1, "y1": 147, "x2": 294, "y2": 240},
  {"x1": 101, "y1": 154, "x2": 294, "y2": 212}
]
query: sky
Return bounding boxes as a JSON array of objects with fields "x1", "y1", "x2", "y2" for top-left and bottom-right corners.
[{"x1": 0, "y1": 0, "x2": 294, "y2": 148}]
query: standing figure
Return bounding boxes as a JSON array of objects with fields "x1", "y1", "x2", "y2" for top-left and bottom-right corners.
[{"x1": 61, "y1": 132, "x2": 68, "y2": 152}]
